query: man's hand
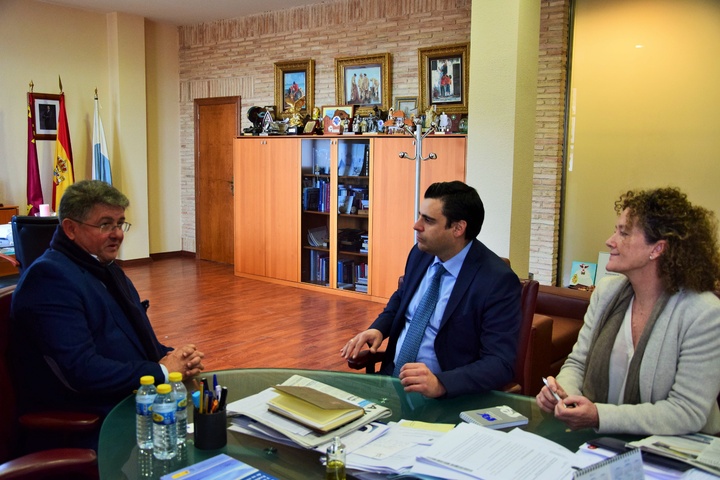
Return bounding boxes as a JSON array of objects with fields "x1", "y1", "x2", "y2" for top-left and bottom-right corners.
[
  {"x1": 398, "y1": 363, "x2": 446, "y2": 398},
  {"x1": 340, "y1": 329, "x2": 383, "y2": 360},
  {"x1": 160, "y1": 344, "x2": 205, "y2": 378}
]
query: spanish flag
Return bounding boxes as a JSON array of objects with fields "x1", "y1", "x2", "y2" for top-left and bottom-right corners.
[{"x1": 52, "y1": 92, "x2": 74, "y2": 210}]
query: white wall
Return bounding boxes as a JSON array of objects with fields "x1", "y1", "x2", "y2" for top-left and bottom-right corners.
[{"x1": 0, "y1": 0, "x2": 181, "y2": 259}]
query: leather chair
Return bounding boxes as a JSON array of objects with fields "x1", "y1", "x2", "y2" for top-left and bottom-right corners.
[
  {"x1": 0, "y1": 216, "x2": 59, "y2": 287},
  {"x1": 347, "y1": 276, "x2": 541, "y2": 396},
  {"x1": 0, "y1": 285, "x2": 99, "y2": 479},
  {"x1": 528, "y1": 285, "x2": 592, "y2": 386}
]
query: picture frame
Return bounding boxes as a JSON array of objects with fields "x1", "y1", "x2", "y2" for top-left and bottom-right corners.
[
  {"x1": 321, "y1": 105, "x2": 354, "y2": 120},
  {"x1": 33, "y1": 92, "x2": 61, "y2": 140},
  {"x1": 335, "y1": 53, "x2": 391, "y2": 116},
  {"x1": 394, "y1": 96, "x2": 418, "y2": 117},
  {"x1": 274, "y1": 59, "x2": 314, "y2": 120},
  {"x1": 419, "y1": 43, "x2": 469, "y2": 115}
]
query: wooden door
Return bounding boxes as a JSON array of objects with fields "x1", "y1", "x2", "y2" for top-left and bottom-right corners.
[{"x1": 195, "y1": 97, "x2": 240, "y2": 264}]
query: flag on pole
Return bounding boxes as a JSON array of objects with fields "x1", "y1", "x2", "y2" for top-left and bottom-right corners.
[
  {"x1": 92, "y1": 91, "x2": 112, "y2": 184},
  {"x1": 26, "y1": 90, "x2": 44, "y2": 216},
  {"x1": 52, "y1": 91, "x2": 75, "y2": 210}
]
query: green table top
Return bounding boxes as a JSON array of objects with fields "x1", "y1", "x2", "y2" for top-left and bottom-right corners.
[{"x1": 98, "y1": 368, "x2": 618, "y2": 479}]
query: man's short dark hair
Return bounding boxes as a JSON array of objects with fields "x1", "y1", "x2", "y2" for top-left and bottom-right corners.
[
  {"x1": 58, "y1": 180, "x2": 129, "y2": 222},
  {"x1": 424, "y1": 181, "x2": 484, "y2": 239}
]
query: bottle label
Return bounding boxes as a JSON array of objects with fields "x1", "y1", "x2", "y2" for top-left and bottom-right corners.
[
  {"x1": 152, "y1": 404, "x2": 176, "y2": 425},
  {"x1": 176, "y1": 397, "x2": 187, "y2": 411},
  {"x1": 136, "y1": 401, "x2": 153, "y2": 416}
]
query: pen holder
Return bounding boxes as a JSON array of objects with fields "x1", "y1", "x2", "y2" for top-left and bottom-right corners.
[{"x1": 193, "y1": 408, "x2": 227, "y2": 450}]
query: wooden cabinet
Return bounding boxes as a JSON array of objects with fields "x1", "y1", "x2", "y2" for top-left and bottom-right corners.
[
  {"x1": 371, "y1": 136, "x2": 466, "y2": 299},
  {"x1": 0, "y1": 205, "x2": 18, "y2": 225},
  {"x1": 233, "y1": 137, "x2": 300, "y2": 282},
  {"x1": 233, "y1": 135, "x2": 465, "y2": 302}
]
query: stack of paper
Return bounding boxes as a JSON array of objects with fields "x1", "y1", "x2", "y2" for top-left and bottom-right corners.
[
  {"x1": 629, "y1": 434, "x2": 720, "y2": 477},
  {"x1": 268, "y1": 385, "x2": 364, "y2": 432},
  {"x1": 226, "y1": 375, "x2": 391, "y2": 448},
  {"x1": 412, "y1": 422, "x2": 576, "y2": 479}
]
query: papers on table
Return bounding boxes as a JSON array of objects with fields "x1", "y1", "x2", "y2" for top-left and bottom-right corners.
[
  {"x1": 412, "y1": 422, "x2": 576, "y2": 480},
  {"x1": 629, "y1": 434, "x2": 720, "y2": 477},
  {"x1": 226, "y1": 375, "x2": 391, "y2": 448}
]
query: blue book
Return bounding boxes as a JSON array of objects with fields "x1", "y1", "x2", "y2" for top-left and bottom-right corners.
[{"x1": 160, "y1": 453, "x2": 278, "y2": 480}]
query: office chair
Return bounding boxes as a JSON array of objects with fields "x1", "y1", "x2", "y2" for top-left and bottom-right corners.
[
  {"x1": 347, "y1": 275, "x2": 541, "y2": 396},
  {"x1": 0, "y1": 216, "x2": 59, "y2": 288},
  {"x1": 0, "y1": 285, "x2": 99, "y2": 479}
]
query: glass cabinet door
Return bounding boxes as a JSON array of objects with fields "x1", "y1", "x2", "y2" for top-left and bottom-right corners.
[
  {"x1": 336, "y1": 138, "x2": 370, "y2": 294},
  {"x1": 300, "y1": 139, "x2": 332, "y2": 286}
]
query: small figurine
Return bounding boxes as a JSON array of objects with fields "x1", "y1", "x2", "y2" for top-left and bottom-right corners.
[
  {"x1": 438, "y1": 111, "x2": 449, "y2": 132},
  {"x1": 424, "y1": 105, "x2": 437, "y2": 130}
]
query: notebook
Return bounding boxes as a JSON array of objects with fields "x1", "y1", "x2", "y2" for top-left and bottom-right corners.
[{"x1": 459, "y1": 405, "x2": 528, "y2": 429}]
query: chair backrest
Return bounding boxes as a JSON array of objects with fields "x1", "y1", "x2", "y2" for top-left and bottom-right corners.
[
  {"x1": 513, "y1": 279, "x2": 539, "y2": 396},
  {"x1": 0, "y1": 285, "x2": 17, "y2": 462},
  {"x1": 11, "y1": 216, "x2": 59, "y2": 274}
]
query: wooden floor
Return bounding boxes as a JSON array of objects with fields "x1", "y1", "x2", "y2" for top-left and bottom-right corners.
[{"x1": 123, "y1": 257, "x2": 386, "y2": 373}]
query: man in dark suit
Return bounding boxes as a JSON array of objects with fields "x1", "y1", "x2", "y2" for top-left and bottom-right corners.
[
  {"x1": 341, "y1": 181, "x2": 521, "y2": 398},
  {"x1": 11, "y1": 180, "x2": 204, "y2": 427}
]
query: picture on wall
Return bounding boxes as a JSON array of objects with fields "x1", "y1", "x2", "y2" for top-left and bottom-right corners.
[
  {"x1": 274, "y1": 59, "x2": 314, "y2": 119},
  {"x1": 33, "y1": 92, "x2": 60, "y2": 140},
  {"x1": 419, "y1": 43, "x2": 469, "y2": 115},
  {"x1": 335, "y1": 53, "x2": 391, "y2": 116}
]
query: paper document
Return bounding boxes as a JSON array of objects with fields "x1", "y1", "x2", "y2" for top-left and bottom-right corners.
[
  {"x1": 414, "y1": 422, "x2": 575, "y2": 480},
  {"x1": 629, "y1": 434, "x2": 720, "y2": 476},
  {"x1": 226, "y1": 375, "x2": 391, "y2": 448}
]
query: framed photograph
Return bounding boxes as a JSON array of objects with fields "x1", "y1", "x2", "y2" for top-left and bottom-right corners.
[
  {"x1": 394, "y1": 96, "x2": 418, "y2": 117},
  {"x1": 321, "y1": 105, "x2": 354, "y2": 120},
  {"x1": 335, "y1": 53, "x2": 391, "y2": 116},
  {"x1": 419, "y1": 43, "x2": 469, "y2": 115},
  {"x1": 274, "y1": 59, "x2": 314, "y2": 120},
  {"x1": 33, "y1": 92, "x2": 61, "y2": 140}
]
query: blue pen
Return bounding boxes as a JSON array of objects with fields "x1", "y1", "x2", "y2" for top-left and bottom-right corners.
[{"x1": 213, "y1": 374, "x2": 218, "y2": 392}]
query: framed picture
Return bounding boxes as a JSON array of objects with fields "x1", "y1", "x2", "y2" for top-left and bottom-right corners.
[
  {"x1": 394, "y1": 96, "x2": 418, "y2": 117},
  {"x1": 419, "y1": 43, "x2": 469, "y2": 115},
  {"x1": 33, "y1": 92, "x2": 60, "y2": 140},
  {"x1": 335, "y1": 53, "x2": 391, "y2": 116},
  {"x1": 274, "y1": 59, "x2": 314, "y2": 120},
  {"x1": 321, "y1": 105, "x2": 354, "y2": 120}
]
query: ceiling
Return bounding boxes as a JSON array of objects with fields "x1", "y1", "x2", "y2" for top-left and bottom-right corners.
[{"x1": 38, "y1": 0, "x2": 329, "y2": 26}]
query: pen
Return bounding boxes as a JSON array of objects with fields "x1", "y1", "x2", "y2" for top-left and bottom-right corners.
[
  {"x1": 213, "y1": 374, "x2": 218, "y2": 392},
  {"x1": 218, "y1": 386, "x2": 228, "y2": 411},
  {"x1": 542, "y1": 377, "x2": 566, "y2": 408}
]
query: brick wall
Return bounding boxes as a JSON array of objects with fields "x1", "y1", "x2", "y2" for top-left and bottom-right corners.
[{"x1": 178, "y1": 0, "x2": 571, "y2": 285}]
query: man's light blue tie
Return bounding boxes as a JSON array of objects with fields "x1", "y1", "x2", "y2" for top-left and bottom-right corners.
[{"x1": 393, "y1": 264, "x2": 446, "y2": 376}]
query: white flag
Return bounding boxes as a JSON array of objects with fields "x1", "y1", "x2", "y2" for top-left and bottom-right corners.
[{"x1": 92, "y1": 93, "x2": 112, "y2": 184}]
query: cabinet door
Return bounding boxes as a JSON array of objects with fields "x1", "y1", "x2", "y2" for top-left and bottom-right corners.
[
  {"x1": 234, "y1": 138, "x2": 267, "y2": 276},
  {"x1": 233, "y1": 138, "x2": 300, "y2": 281},
  {"x1": 265, "y1": 139, "x2": 300, "y2": 282},
  {"x1": 370, "y1": 136, "x2": 466, "y2": 300}
]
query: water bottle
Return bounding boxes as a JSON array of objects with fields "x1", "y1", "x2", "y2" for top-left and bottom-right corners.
[
  {"x1": 136, "y1": 375, "x2": 157, "y2": 449},
  {"x1": 152, "y1": 384, "x2": 177, "y2": 460},
  {"x1": 326, "y1": 436, "x2": 346, "y2": 480},
  {"x1": 168, "y1": 372, "x2": 188, "y2": 445}
]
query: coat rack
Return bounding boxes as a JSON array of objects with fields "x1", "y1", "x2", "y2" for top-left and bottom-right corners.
[{"x1": 398, "y1": 119, "x2": 438, "y2": 230}]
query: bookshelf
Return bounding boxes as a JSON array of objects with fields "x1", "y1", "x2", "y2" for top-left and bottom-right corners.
[{"x1": 233, "y1": 135, "x2": 465, "y2": 302}]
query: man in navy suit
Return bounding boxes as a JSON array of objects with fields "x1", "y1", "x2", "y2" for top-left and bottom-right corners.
[
  {"x1": 11, "y1": 180, "x2": 204, "y2": 426},
  {"x1": 342, "y1": 181, "x2": 521, "y2": 398}
]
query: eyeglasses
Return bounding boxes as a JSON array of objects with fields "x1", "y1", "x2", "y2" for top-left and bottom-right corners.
[{"x1": 69, "y1": 218, "x2": 131, "y2": 233}]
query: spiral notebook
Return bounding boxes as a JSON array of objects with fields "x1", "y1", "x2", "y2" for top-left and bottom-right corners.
[{"x1": 574, "y1": 448, "x2": 644, "y2": 480}]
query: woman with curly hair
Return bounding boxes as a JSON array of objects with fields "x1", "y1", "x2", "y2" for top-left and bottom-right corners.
[{"x1": 537, "y1": 187, "x2": 720, "y2": 435}]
